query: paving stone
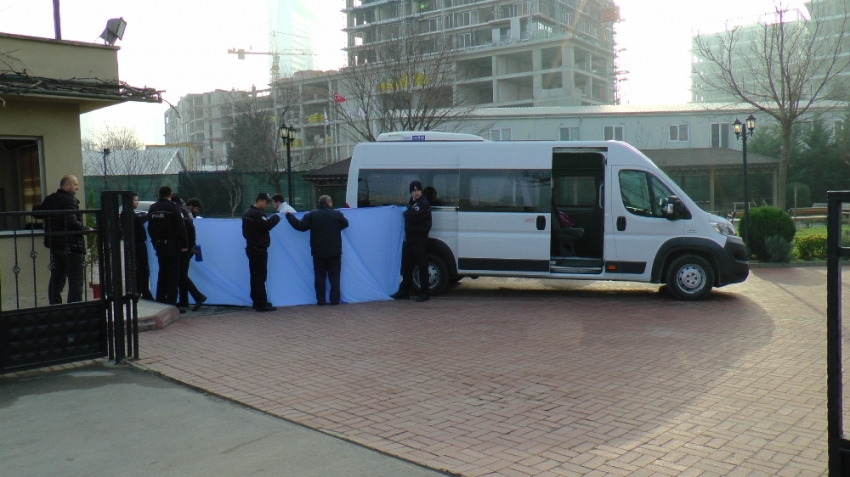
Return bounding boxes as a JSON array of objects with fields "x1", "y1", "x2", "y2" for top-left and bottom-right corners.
[{"x1": 135, "y1": 270, "x2": 832, "y2": 476}]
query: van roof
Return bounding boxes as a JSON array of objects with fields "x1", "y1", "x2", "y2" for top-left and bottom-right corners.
[{"x1": 376, "y1": 131, "x2": 484, "y2": 142}]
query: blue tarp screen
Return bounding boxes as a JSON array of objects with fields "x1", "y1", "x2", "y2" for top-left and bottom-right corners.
[{"x1": 148, "y1": 206, "x2": 404, "y2": 306}]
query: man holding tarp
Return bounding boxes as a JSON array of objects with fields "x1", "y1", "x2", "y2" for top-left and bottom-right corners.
[
  {"x1": 242, "y1": 193, "x2": 281, "y2": 312},
  {"x1": 285, "y1": 195, "x2": 349, "y2": 306}
]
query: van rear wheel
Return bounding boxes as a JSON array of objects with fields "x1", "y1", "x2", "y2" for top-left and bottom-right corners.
[
  {"x1": 666, "y1": 254, "x2": 713, "y2": 301},
  {"x1": 413, "y1": 254, "x2": 449, "y2": 296}
]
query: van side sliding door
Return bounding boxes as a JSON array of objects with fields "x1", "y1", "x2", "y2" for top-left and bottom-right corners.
[{"x1": 457, "y1": 169, "x2": 552, "y2": 273}]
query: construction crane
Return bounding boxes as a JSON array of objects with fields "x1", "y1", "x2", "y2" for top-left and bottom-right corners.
[{"x1": 227, "y1": 47, "x2": 314, "y2": 83}]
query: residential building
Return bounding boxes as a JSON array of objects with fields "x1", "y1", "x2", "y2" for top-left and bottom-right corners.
[
  {"x1": 164, "y1": 87, "x2": 273, "y2": 169},
  {"x1": 344, "y1": 0, "x2": 620, "y2": 107}
]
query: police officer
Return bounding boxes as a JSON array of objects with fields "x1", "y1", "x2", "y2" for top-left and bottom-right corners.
[
  {"x1": 172, "y1": 194, "x2": 206, "y2": 311},
  {"x1": 147, "y1": 185, "x2": 188, "y2": 306},
  {"x1": 285, "y1": 195, "x2": 349, "y2": 306},
  {"x1": 391, "y1": 180, "x2": 432, "y2": 302},
  {"x1": 242, "y1": 192, "x2": 282, "y2": 312}
]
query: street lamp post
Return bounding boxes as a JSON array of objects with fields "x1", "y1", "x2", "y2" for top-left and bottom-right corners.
[
  {"x1": 733, "y1": 114, "x2": 756, "y2": 256},
  {"x1": 102, "y1": 147, "x2": 111, "y2": 178},
  {"x1": 279, "y1": 125, "x2": 296, "y2": 204}
]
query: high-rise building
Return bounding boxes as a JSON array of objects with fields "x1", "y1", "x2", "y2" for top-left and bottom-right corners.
[
  {"x1": 343, "y1": 0, "x2": 620, "y2": 107},
  {"x1": 268, "y1": 0, "x2": 317, "y2": 78},
  {"x1": 691, "y1": 0, "x2": 850, "y2": 103}
]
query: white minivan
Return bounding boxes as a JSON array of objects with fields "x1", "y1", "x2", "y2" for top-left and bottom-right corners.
[{"x1": 346, "y1": 131, "x2": 749, "y2": 300}]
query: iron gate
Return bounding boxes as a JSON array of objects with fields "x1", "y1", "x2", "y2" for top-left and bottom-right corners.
[{"x1": 0, "y1": 191, "x2": 140, "y2": 373}]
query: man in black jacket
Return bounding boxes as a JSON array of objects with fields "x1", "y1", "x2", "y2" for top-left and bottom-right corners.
[
  {"x1": 285, "y1": 195, "x2": 349, "y2": 306},
  {"x1": 147, "y1": 186, "x2": 188, "y2": 306},
  {"x1": 242, "y1": 192, "x2": 281, "y2": 312},
  {"x1": 391, "y1": 180, "x2": 432, "y2": 302},
  {"x1": 38, "y1": 175, "x2": 88, "y2": 304},
  {"x1": 172, "y1": 194, "x2": 206, "y2": 311}
]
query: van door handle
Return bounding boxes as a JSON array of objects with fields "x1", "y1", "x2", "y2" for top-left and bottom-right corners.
[
  {"x1": 536, "y1": 215, "x2": 546, "y2": 230},
  {"x1": 617, "y1": 216, "x2": 626, "y2": 231}
]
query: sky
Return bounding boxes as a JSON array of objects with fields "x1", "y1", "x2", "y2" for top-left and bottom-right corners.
[{"x1": 0, "y1": 0, "x2": 808, "y2": 145}]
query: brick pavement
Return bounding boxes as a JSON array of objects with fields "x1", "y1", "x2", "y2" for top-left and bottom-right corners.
[{"x1": 135, "y1": 269, "x2": 836, "y2": 476}]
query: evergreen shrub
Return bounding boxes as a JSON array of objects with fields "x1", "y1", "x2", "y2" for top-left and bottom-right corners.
[
  {"x1": 763, "y1": 235, "x2": 794, "y2": 263},
  {"x1": 739, "y1": 206, "x2": 795, "y2": 261},
  {"x1": 795, "y1": 234, "x2": 827, "y2": 260}
]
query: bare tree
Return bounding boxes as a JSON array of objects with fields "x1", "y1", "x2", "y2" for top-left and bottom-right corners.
[
  {"x1": 335, "y1": 22, "x2": 474, "y2": 142},
  {"x1": 82, "y1": 124, "x2": 145, "y2": 152},
  {"x1": 227, "y1": 88, "x2": 303, "y2": 193},
  {"x1": 693, "y1": 1, "x2": 850, "y2": 208}
]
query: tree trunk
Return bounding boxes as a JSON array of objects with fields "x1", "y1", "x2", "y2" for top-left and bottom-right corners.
[{"x1": 778, "y1": 123, "x2": 793, "y2": 210}]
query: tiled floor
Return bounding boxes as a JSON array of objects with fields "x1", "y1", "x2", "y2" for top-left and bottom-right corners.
[{"x1": 136, "y1": 269, "x2": 835, "y2": 476}]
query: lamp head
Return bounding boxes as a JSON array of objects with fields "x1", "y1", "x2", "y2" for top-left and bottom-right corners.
[
  {"x1": 732, "y1": 118, "x2": 742, "y2": 139},
  {"x1": 99, "y1": 17, "x2": 127, "y2": 46},
  {"x1": 746, "y1": 114, "x2": 756, "y2": 133}
]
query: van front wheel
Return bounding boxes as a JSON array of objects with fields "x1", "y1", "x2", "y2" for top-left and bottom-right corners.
[
  {"x1": 413, "y1": 254, "x2": 449, "y2": 296},
  {"x1": 666, "y1": 255, "x2": 713, "y2": 301}
]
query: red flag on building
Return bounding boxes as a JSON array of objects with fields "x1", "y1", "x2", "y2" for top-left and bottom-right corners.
[{"x1": 333, "y1": 92, "x2": 346, "y2": 103}]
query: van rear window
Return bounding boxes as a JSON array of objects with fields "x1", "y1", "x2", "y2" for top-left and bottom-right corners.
[{"x1": 356, "y1": 169, "x2": 459, "y2": 207}]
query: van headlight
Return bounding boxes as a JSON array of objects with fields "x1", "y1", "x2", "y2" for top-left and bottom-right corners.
[{"x1": 710, "y1": 221, "x2": 736, "y2": 236}]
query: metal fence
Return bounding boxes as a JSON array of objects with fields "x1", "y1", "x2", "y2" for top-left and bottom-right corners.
[{"x1": 0, "y1": 191, "x2": 140, "y2": 373}]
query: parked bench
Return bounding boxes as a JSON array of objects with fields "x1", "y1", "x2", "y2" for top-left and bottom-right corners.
[
  {"x1": 728, "y1": 207, "x2": 849, "y2": 227},
  {"x1": 788, "y1": 207, "x2": 850, "y2": 227}
]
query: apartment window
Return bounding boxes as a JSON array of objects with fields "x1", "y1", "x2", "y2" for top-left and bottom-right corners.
[
  {"x1": 669, "y1": 124, "x2": 689, "y2": 142},
  {"x1": 603, "y1": 125, "x2": 624, "y2": 141},
  {"x1": 455, "y1": 10, "x2": 477, "y2": 27},
  {"x1": 710, "y1": 123, "x2": 729, "y2": 148},
  {"x1": 559, "y1": 126, "x2": 580, "y2": 141},
  {"x1": 456, "y1": 32, "x2": 473, "y2": 48},
  {"x1": 490, "y1": 128, "x2": 512, "y2": 141}
]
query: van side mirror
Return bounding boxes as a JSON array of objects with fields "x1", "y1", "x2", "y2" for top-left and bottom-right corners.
[{"x1": 664, "y1": 195, "x2": 685, "y2": 220}]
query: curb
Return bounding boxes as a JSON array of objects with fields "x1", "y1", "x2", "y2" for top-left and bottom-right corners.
[{"x1": 748, "y1": 261, "x2": 827, "y2": 268}]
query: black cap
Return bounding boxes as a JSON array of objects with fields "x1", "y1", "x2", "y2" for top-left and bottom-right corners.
[
  {"x1": 256, "y1": 192, "x2": 271, "y2": 202},
  {"x1": 410, "y1": 181, "x2": 423, "y2": 192}
]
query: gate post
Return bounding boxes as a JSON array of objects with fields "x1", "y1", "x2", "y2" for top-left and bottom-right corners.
[
  {"x1": 826, "y1": 191, "x2": 850, "y2": 475},
  {"x1": 100, "y1": 191, "x2": 139, "y2": 364}
]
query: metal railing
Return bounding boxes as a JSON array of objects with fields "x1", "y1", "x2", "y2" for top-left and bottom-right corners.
[{"x1": 0, "y1": 191, "x2": 140, "y2": 373}]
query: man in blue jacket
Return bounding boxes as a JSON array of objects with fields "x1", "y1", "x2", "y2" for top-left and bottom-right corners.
[{"x1": 285, "y1": 195, "x2": 349, "y2": 306}]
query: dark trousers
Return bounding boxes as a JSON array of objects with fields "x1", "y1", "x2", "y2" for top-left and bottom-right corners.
[
  {"x1": 178, "y1": 250, "x2": 203, "y2": 305},
  {"x1": 135, "y1": 243, "x2": 153, "y2": 300},
  {"x1": 313, "y1": 255, "x2": 342, "y2": 305},
  {"x1": 399, "y1": 239, "x2": 429, "y2": 295},
  {"x1": 246, "y1": 246, "x2": 269, "y2": 308},
  {"x1": 48, "y1": 249, "x2": 85, "y2": 305},
  {"x1": 153, "y1": 240, "x2": 181, "y2": 305}
]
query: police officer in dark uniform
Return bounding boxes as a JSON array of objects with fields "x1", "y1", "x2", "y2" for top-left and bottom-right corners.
[
  {"x1": 242, "y1": 192, "x2": 282, "y2": 312},
  {"x1": 147, "y1": 185, "x2": 188, "y2": 306},
  {"x1": 172, "y1": 194, "x2": 206, "y2": 311},
  {"x1": 391, "y1": 180, "x2": 432, "y2": 302}
]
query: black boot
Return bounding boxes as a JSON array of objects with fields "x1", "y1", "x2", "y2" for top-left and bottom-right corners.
[{"x1": 390, "y1": 290, "x2": 409, "y2": 300}]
